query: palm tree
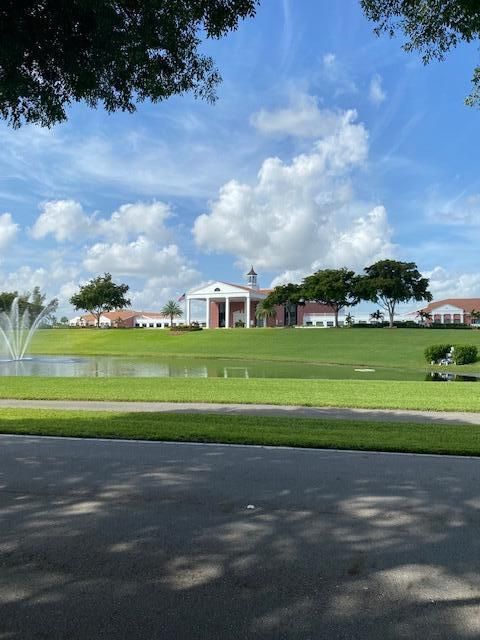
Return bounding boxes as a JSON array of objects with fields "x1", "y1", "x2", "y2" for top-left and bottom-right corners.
[
  {"x1": 345, "y1": 313, "x2": 354, "y2": 327},
  {"x1": 255, "y1": 301, "x2": 277, "y2": 327},
  {"x1": 161, "y1": 300, "x2": 183, "y2": 328},
  {"x1": 470, "y1": 309, "x2": 480, "y2": 327},
  {"x1": 370, "y1": 309, "x2": 384, "y2": 324}
]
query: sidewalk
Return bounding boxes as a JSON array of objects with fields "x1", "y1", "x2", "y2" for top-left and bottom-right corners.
[{"x1": 0, "y1": 398, "x2": 479, "y2": 425}]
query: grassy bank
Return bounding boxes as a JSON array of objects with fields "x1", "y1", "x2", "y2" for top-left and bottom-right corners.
[
  {"x1": 0, "y1": 409, "x2": 479, "y2": 456},
  {"x1": 0, "y1": 377, "x2": 479, "y2": 411},
  {"x1": 29, "y1": 327, "x2": 480, "y2": 370}
]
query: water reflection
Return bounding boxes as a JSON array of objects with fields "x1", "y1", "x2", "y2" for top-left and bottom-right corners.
[
  {"x1": 0, "y1": 355, "x2": 478, "y2": 382},
  {"x1": 427, "y1": 371, "x2": 479, "y2": 382}
]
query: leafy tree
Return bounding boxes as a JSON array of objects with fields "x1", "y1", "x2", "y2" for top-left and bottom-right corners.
[
  {"x1": 0, "y1": 0, "x2": 258, "y2": 128},
  {"x1": 28, "y1": 286, "x2": 58, "y2": 322},
  {"x1": 361, "y1": 0, "x2": 480, "y2": 106},
  {"x1": 255, "y1": 300, "x2": 277, "y2": 327},
  {"x1": 60, "y1": 316, "x2": 69, "y2": 325},
  {"x1": 161, "y1": 299, "x2": 183, "y2": 327},
  {"x1": 0, "y1": 292, "x2": 18, "y2": 314},
  {"x1": 264, "y1": 283, "x2": 304, "y2": 327},
  {"x1": 358, "y1": 259, "x2": 432, "y2": 328},
  {"x1": 70, "y1": 273, "x2": 130, "y2": 327},
  {"x1": 345, "y1": 312, "x2": 355, "y2": 327},
  {"x1": 0, "y1": 287, "x2": 57, "y2": 322},
  {"x1": 302, "y1": 268, "x2": 359, "y2": 328},
  {"x1": 370, "y1": 309, "x2": 384, "y2": 324}
]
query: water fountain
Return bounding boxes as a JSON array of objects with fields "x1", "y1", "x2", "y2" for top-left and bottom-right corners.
[{"x1": 0, "y1": 297, "x2": 55, "y2": 361}]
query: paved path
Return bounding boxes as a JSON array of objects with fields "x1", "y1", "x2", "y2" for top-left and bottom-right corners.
[
  {"x1": 1, "y1": 434, "x2": 480, "y2": 639},
  {"x1": 0, "y1": 397, "x2": 479, "y2": 424}
]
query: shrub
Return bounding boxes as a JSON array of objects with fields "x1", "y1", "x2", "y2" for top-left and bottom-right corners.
[
  {"x1": 395, "y1": 320, "x2": 419, "y2": 328},
  {"x1": 429, "y1": 322, "x2": 471, "y2": 329},
  {"x1": 424, "y1": 344, "x2": 451, "y2": 363},
  {"x1": 351, "y1": 323, "x2": 388, "y2": 328},
  {"x1": 171, "y1": 324, "x2": 202, "y2": 332},
  {"x1": 235, "y1": 320, "x2": 245, "y2": 328},
  {"x1": 452, "y1": 344, "x2": 478, "y2": 365}
]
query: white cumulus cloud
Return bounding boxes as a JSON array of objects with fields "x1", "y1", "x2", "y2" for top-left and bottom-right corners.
[
  {"x1": 0, "y1": 212, "x2": 19, "y2": 250},
  {"x1": 425, "y1": 266, "x2": 480, "y2": 300},
  {"x1": 0, "y1": 260, "x2": 81, "y2": 313},
  {"x1": 31, "y1": 200, "x2": 172, "y2": 244},
  {"x1": 97, "y1": 201, "x2": 172, "y2": 243},
  {"x1": 83, "y1": 237, "x2": 199, "y2": 282},
  {"x1": 251, "y1": 93, "x2": 358, "y2": 139},
  {"x1": 129, "y1": 276, "x2": 197, "y2": 311},
  {"x1": 30, "y1": 200, "x2": 93, "y2": 242},
  {"x1": 194, "y1": 104, "x2": 393, "y2": 281}
]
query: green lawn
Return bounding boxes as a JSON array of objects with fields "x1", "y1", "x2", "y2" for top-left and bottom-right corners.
[
  {"x1": 1, "y1": 376, "x2": 479, "y2": 411},
  {"x1": 29, "y1": 327, "x2": 480, "y2": 370},
  {"x1": 1, "y1": 409, "x2": 479, "y2": 456}
]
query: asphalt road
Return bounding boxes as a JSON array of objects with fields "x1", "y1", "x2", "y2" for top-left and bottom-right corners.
[{"x1": 1, "y1": 435, "x2": 480, "y2": 639}]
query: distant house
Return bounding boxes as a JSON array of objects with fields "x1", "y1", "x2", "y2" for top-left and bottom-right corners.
[
  {"x1": 69, "y1": 310, "x2": 181, "y2": 328},
  {"x1": 417, "y1": 299, "x2": 480, "y2": 325}
]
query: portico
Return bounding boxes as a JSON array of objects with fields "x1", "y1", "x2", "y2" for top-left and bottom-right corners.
[{"x1": 185, "y1": 281, "x2": 267, "y2": 328}]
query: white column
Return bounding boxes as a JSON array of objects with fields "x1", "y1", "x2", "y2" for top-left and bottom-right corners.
[
  {"x1": 225, "y1": 297, "x2": 230, "y2": 328},
  {"x1": 186, "y1": 298, "x2": 190, "y2": 325},
  {"x1": 246, "y1": 296, "x2": 251, "y2": 328},
  {"x1": 205, "y1": 297, "x2": 210, "y2": 328}
]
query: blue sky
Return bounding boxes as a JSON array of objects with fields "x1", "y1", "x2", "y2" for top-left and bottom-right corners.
[{"x1": 1, "y1": 0, "x2": 480, "y2": 316}]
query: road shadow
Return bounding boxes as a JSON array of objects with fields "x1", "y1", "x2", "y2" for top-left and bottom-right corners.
[{"x1": 1, "y1": 434, "x2": 480, "y2": 638}]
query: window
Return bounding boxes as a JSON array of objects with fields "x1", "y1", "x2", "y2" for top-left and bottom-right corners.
[
  {"x1": 214, "y1": 287, "x2": 220, "y2": 292},
  {"x1": 156, "y1": 323, "x2": 161, "y2": 327},
  {"x1": 327, "y1": 321, "x2": 334, "y2": 327},
  {"x1": 149, "y1": 323, "x2": 154, "y2": 327},
  {"x1": 305, "y1": 321, "x2": 313, "y2": 326},
  {"x1": 316, "y1": 321, "x2": 324, "y2": 327}
]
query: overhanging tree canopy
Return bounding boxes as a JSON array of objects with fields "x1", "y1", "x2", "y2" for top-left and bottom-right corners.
[
  {"x1": 361, "y1": 0, "x2": 480, "y2": 106},
  {"x1": 0, "y1": 0, "x2": 258, "y2": 127}
]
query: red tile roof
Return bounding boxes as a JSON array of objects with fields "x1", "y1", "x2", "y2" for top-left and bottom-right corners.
[
  {"x1": 81, "y1": 310, "x2": 137, "y2": 321},
  {"x1": 421, "y1": 299, "x2": 480, "y2": 313}
]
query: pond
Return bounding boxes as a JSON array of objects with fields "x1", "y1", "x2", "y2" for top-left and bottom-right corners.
[{"x1": 0, "y1": 355, "x2": 478, "y2": 381}]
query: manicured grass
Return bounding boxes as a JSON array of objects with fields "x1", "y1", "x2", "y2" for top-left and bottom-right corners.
[
  {"x1": 1, "y1": 376, "x2": 479, "y2": 411},
  {"x1": 29, "y1": 327, "x2": 480, "y2": 370},
  {"x1": 0, "y1": 409, "x2": 479, "y2": 456}
]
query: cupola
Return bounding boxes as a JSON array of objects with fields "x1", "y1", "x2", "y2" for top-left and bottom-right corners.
[{"x1": 246, "y1": 266, "x2": 258, "y2": 289}]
